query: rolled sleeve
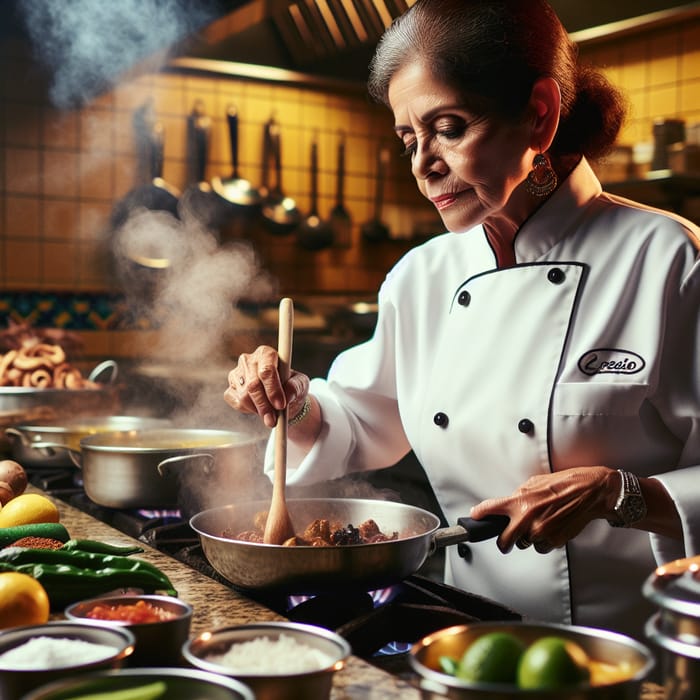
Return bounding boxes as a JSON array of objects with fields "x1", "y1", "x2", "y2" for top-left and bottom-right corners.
[
  {"x1": 263, "y1": 379, "x2": 355, "y2": 486},
  {"x1": 649, "y1": 467, "x2": 700, "y2": 563}
]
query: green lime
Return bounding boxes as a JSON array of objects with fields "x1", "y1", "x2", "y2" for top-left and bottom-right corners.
[
  {"x1": 456, "y1": 631, "x2": 526, "y2": 684},
  {"x1": 438, "y1": 655, "x2": 459, "y2": 675},
  {"x1": 517, "y1": 635, "x2": 591, "y2": 690}
]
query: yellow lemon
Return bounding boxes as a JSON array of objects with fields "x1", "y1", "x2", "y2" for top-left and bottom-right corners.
[
  {"x1": 0, "y1": 572, "x2": 50, "y2": 629},
  {"x1": 517, "y1": 635, "x2": 591, "y2": 689},
  {"x1": 456, "y1": 631, "x2": 526, "y2": 684},
  {"x1": 0, "y1": 493, "x2": 60, "y2": 527}
]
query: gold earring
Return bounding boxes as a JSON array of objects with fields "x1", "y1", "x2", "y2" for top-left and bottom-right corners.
[{"x1": 525, "y1": 152, "x2": 557, "y2": 197}]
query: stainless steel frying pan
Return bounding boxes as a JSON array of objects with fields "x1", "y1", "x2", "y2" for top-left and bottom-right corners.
[{"x1": 190, "y1": 498, "x2": 507, "y2": 594}]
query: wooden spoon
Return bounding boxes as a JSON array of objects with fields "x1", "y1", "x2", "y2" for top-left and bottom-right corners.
[{"x1": 263, "y1": 297, "x2": 296, "y2": 545}]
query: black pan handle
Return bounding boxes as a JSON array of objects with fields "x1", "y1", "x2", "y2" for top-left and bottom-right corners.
[
  {"x1": 457, "y1": 514, "x2": 509, "y2": 541},
  {"x1": 431, "y1": 514, "x2": 509, "y2": 553},
  {"x1": 227, "y1": 106, "x2": 239, "y2": 178},
  {"x1": 150, "y1": 122, "x2": 165, "y2": 180}
]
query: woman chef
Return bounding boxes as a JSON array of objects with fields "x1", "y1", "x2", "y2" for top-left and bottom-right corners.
[{"x1": 225, "y1": 0, "x2": 700, "y2": 641}]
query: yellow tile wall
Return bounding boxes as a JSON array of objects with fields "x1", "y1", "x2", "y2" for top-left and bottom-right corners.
[
  {"x1": 2, "y1": 12, "x2": 700, "y2": 301},
  {"x1": 580, "y1": 17, "x2": 700, "y2": 149},
  {"x1": 0, "y1": 37, "x2": 427, "y2": 298}
]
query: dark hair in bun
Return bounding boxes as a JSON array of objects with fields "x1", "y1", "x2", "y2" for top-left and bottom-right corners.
[{"x1": 368, "y1": 0, "x2": 627, "y2": 160}]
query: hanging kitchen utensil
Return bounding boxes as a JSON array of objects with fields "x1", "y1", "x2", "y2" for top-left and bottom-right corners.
[
  {"x1": 178, "y1": 100, "x2": 230, "y2": 235},
  {"x1": 109, "y1": 118, "x2": 181, "y2": 232},
  {"x1": 328, "y1": 132, "x2": 352, "y2": 248},
  {"x1": 211, "y1": 105, "x2": 262, "y2": 215},
  {"x1": 361, "y1": 144, "x2": 390, "y2": 242},
  {"x1": 263, "y1": 297, "x2": 296, "y2": 545},
  {"x1": 261, "y1": 117, "x2": 302, "y2": 236},
  {"x1": 297, "y1": 136, "x2": 334, "y2": 250}
]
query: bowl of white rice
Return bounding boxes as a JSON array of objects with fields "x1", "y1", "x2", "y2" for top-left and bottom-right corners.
[
  {"x1": 182, "y1": 621, "x2": 352, "y2": 700},
  {"x1": 0, "y1": 620, "x2": 134, "y2": 700}
]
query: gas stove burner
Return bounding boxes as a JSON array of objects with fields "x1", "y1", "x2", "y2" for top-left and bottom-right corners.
[
  {"x1": 26, "y1": 466, "x2": 83, "y2": 495},
  {"x1": 288, "y1": 586, "x2": 397, "y2": 610},
  {"x1": 138, "y1": 521, "x2": 199, "y2": 551},
  {"x1": 136, "y1": 508, "x2": 181, "y2": 521}
]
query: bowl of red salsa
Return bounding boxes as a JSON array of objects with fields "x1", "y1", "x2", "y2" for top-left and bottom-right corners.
[{"x1": 64, "y1": 594, "x2": 192, "y2": 666}]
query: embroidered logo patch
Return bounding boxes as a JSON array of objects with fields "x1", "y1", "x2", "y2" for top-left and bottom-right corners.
[{"x1": 578, "y1": 348, "x2": 645, "y2": 376}]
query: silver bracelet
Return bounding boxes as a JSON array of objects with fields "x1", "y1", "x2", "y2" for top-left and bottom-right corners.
[{"x1": 288, "y1": 396, "x2": 312, "y2": 426}]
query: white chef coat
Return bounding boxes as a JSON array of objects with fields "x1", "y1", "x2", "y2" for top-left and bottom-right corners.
[{"x1": 264, "y1": 158, "x2": 700, "y2": 642}]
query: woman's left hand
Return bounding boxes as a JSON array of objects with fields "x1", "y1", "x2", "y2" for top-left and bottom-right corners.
[{"x1": 469, "y1": 466, "x2": 619, "y2": 554}]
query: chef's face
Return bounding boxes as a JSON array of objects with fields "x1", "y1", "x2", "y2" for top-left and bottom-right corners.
[{"x1": 388, "y1": 60, "x2": 534, "y2": 233}]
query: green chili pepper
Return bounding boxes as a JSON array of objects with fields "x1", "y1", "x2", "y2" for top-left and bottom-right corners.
[
  {"x1": 61, "y1": 539, "x2": 145, "y2": 556},
  {"x1": 0, "y1": 549, "x2": 178, "y2": 609},
  {"x1": 64, "y1": 681, "x2": 168, "y2": 700},
  {"x1": 0, "y1": 547, "x2": 170, "y2": 583},
  {"x1": 8, "y1": 561, "x2": 177, "y2": 608}
]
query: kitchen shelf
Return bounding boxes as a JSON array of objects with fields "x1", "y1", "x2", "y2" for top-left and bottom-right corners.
[{"x1": 603, "y1": 170, "x2": 700, "y2": 215}]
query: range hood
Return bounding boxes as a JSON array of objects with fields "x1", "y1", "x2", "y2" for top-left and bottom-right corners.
[
  {"x1": 177, "y1": 0, "x2": 415, "y2": 84},
  {"x1": 175, "y1": 0, "x2": 700, "y2": 84},
  {"x1": 4, "y1": 0, "x2": 699, "y2": 103}
]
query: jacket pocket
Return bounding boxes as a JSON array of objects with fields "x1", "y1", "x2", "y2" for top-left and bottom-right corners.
[{"x1": 553, "y1": 382, "x2": 649, "y2": 417}]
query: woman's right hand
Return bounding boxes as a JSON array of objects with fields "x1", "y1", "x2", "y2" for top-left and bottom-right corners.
[{"x1": 224, "y1": 345, "x2": 310, "y2": 429}]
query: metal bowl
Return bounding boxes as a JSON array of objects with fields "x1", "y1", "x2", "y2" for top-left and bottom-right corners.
[
  {"x1": 182, "y1": 621, "x2": 351, "y2": 700},
  {"x1": 21, "y1": 667, "x2": 255, "y2": 700},
  {"x1": 64, "y1": 593, "x2": 192, "y2": 666},
  {"x1": 0, "y1": 620, "x2": 134, "y2": 700},
  {"x1": 409, "y1": 621, "x2": 655, "y2": 699}
]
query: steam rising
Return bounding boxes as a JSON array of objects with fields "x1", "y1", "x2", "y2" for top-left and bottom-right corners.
[
  {"x1": 114, "y1": 207, "x2": 274, "y2": 360},
  {"x1": 18, "y1": 0, "x2": 221, "y2": 108},
  {"x1": 113, "y1": 204, "x2": 276, "y2": 420},
  {"x1": 15, "y1": 0, "x2": 279, "y2": 439}
]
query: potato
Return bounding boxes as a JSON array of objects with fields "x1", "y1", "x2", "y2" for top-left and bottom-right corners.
[{"x1": 0, "y1": 460, "x2": 28, "y2": 505}]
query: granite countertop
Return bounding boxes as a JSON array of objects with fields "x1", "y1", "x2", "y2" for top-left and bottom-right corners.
[
  {"x1": 35, "y1": 487, "x2": 664, "y2": 700},
  {"x1": 40, "y1": 487, "x2": 422, "y2": 700}
]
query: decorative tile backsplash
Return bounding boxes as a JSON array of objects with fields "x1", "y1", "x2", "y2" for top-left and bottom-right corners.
[{"x1": 0, "y1": 291, "x2": 152, "y2": 331}]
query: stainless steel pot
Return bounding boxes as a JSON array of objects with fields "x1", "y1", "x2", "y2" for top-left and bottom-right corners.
[
  {"x1": 5, "y1": 415, "x2": 172, "y2": 468},
  {"x1": 644, "y1": 555, "x2": 700, "y2": 700},
  {"x1": 189, "y1": 497, "x2": 507, "y2": 594},
  {"x1": 0, "y1": 360, "x2": 120, "y2": 454},
  {"x1": 70, "y1": 428, "x2": 266, "y2": 511}
]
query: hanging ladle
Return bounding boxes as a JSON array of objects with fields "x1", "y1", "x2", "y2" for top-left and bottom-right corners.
[
  {"x1": 211, "y1": 104, "x2": 262, "y2": 214},
  {"x1": 263, "y1": 297, "x2": 296, "y2": 545},
  {"x1": 361, "y1": 145, "x2": 391, "y2": 243},
  {"x1": 297, "y1": 135, "x2": 334, "y2": 250},
  {"x1": 261, "y1": 117, "x2": 302, "y2": 235},
  {"x1": 329, "y1": 131, "x2": 352, "y2": 248}
]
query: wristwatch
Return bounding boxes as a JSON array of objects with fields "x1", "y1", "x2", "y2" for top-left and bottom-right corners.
[{"x1": 608, "y1": 470, "x2": 647, "y2": 528}]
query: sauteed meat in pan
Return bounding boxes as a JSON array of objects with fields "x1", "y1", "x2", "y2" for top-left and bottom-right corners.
[{"x1": 226, "y1": 512, "x2": 399, "y2": 547}]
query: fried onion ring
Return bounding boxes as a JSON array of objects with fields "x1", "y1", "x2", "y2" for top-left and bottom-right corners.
[
  {"x1": 22, "y1": 368, "x2": 52, "y2": 387},
  {"x1": 0, "y1": 350, "x2": 18, "y2": 382}
]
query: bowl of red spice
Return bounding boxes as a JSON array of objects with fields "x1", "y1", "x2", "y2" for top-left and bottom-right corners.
[{"x1": 64, "y1": 593, "x2": 192, "y2": 666}]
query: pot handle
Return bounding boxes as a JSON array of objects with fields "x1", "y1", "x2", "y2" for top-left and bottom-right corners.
[
  {"x1": 5, "y1": 429, "x2": 70, "y2": 455},
  {"x1": 4, "y1": 427, "x2": 33, "y2": 447},
  {"x1": 157, "y1": 453, "x2": 215, "y2": 477},
  {"x1": 430, "y1": 514, "x2": 509, "y2": 553},
  {"x1": 88, "y1": 359, "x2": 119, "y2": 385},
  {"x1": 10, "y1": 435, "x2": 81, "y2": 465}
]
